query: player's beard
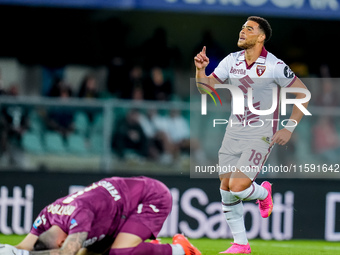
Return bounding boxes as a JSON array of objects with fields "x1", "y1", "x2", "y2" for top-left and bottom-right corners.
[{"x1": 237, "y1": 38, "x2": 256, "y2": 50}]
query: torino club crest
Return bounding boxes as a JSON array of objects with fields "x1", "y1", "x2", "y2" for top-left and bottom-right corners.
[{"x1": 256, "y1": 65, "x2": 266, "y2": 76}]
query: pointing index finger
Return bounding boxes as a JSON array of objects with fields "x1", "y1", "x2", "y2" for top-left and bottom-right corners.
[{"x1": 269, "y1": 133, "x2": 276, "y2": 147}]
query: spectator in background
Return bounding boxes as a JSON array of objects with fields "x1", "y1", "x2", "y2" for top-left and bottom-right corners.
[
  {"x1": 106, "y1": 56, "x2": 130, "y2": 97},
  {"x1": 122, "y1": 65, "x2": 147, "y2": 100},
  {"x1": 315, "y1": 78, "x2": 339, "y2": 107},
  {"x1": 41, "y1": 66, "x2": 65, "y2": 97},
  {"x1": 0, "y1": 81, "x2": 7, "y2": 159},
  {"x1": 165, "y1": 109, "x2": 206, "y2": 164},
  {"x1": 45, "y1": 81, "x2": 75, "y2": 140},
  {"x1": 312, "y1": 116, "x2": 340, "y2": 164},
  {"x1": 0, "y1": 117, "x2": 5, "y2": 160},
  {"x1": 0, "y1": 81, "x2": 6, "y2": 95},
  {"x1": 48, "y1": 78, "x2": 65, "y2": 97},
  {"x1": 1, "y1": 83, "x2": 29, "y2": 166},
  {"x1": 166, "y1": 109, "x2": 190, "y2": 159},
  {"x1": 112, "y1": 109, "x2": 149, "y2": 160},
  {"x1": 138, "y1": 109, "x2": 175, "y2": 164},
  {"x1": 78, "y1": 74, "x2": 99, "y2": 100},
  {"x1": 144, "y1": 67, "x2": 173, "y2": 101},
  {"x1": 78, "y1": 74, "x2": 100, "y2": 124}
]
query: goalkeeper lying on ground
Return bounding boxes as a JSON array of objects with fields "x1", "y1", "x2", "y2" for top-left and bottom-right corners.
[{"x1": 0, "y1": 176, "x2": 201, "y2": 255}]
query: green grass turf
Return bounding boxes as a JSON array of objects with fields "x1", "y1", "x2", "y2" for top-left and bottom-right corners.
[
  {"x1": 1, "y1": 235, "x2": 340, "y2": 255},
  {"x1": 159, "y1": 238, "x2": 340, "y2": 255}
]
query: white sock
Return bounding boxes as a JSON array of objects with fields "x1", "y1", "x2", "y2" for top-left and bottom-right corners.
[
  {"x1": 227, "y1": 215, "x2": 248, "y2": 245},
  {"x1": 220, "y1": 189, "x2": 248, "y2": 245},
  {"x1": 170, "y1": 244, "x2": 185, "y2": 255},
  {"x1": 230, "y1": 182, "x2": 268, "y2": 201}
]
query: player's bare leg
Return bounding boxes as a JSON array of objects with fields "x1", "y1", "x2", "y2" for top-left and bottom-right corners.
[{"x1": 111, "y1": 233, "x2": 143, "y2": 249}]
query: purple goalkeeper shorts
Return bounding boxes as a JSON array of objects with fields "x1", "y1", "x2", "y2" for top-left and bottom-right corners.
[{"x1": 119, "y1": 178, "x2": 172, "y2": 240}]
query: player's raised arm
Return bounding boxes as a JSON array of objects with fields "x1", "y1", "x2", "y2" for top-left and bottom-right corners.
[
  {"x1": 194, "y1": 46, "x2": 219, "y2": 93},
  {"x1": 194, "y1": 46, "x2": 210, "y2": 77},
  {"x1": 270, "y1": 77, "x2": 310, "y2": 147}
]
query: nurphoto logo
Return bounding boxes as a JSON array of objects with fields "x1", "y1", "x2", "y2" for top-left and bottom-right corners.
[{"x1": 200, "y1": 83, "x2": 311, "y2": 116}]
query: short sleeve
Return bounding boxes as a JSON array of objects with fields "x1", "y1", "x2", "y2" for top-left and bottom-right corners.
[
  {"x1": 30, "y1": 208, "x2": 50, "y2": 236},
  {"x1": 273, "y1": 61, "x2": 296, "y2": 87},
  {"x1": 211, "y1": 54, "x2": 232, "y2": 83},
  {"x1": 30, "y1": 207, "x2": 95, "y2": 236},
  {"x1": 67, "y1": 209, "x2": 95, "y2": 234}
]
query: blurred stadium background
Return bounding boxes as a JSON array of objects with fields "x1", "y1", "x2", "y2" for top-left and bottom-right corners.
[{"x1": 0, "y1": 0, "x2": 340, "y2": 245}]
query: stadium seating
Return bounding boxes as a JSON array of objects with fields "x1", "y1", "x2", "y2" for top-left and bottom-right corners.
[
  {"x1": 66, "y1": 133, "x2": 89, "y2": 155},
  {"x1": 21, "y1": 131, "x2": 44, "y2": 154},
  {"x1": 89, "y1": 133, "x2": 103, "y2": 154},
  {"x1": 74, "y1": 111, "x2": 89, "y2": 135},
  {"x1": 44, "y1": 132, "x2": 67, "y2": 154}
]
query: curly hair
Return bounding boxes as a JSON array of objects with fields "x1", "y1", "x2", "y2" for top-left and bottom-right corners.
[{"x1": 247, "y1": 16, "x2": 272, "y2": 43}]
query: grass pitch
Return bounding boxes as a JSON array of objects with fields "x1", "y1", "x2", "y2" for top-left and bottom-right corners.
[{"x1": 1, "y1": 235, "x2": 339, "y2": 254}]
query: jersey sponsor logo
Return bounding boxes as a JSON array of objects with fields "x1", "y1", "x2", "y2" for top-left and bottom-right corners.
[
  {"x1": 284, "y1": 66, "x2": 294, "y2": 78},
  {"x1": 261, "y1": 136, "x2": 271, "y2": 144},
  {"x1": 230, "y1": 66, "x2": 246, "y2": 75},
  {"x1": 256, "y1": 65, "x2": 266, "y2": 77},
  {"x1": 47, "y1": 204, "x2": 76, "y2": 215}
]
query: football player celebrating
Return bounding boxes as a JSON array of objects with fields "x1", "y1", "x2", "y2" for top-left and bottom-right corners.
[{"x1": 194, "y1": 16, "x2": 309, "y2": 254}]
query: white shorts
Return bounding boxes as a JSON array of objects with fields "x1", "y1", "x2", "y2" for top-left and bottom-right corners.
[{"x1": 218, "y1": 134, "x2": 272, "y2": 181}]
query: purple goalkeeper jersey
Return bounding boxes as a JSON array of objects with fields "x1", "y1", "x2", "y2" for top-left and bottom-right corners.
[{"x1": 31, "y1": 176, "x2": 161, "y2": 249}]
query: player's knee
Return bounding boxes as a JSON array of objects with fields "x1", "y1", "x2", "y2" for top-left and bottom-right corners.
[
  {"x1": 230, "y1": 189, "x2": 250, "y2": 200},
  {"x1": 229, "y1": 178, "x2": 252, "y2": 193},
  {"x1": 220, "y1": 177, "x2": 230, "y2": 191}
]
